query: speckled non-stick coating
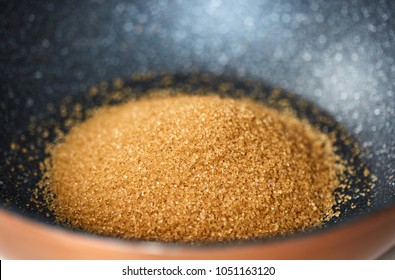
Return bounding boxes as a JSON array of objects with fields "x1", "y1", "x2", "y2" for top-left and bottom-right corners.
[{"x1": 0, "y1": 0, "x2": 394, "y2": 227}]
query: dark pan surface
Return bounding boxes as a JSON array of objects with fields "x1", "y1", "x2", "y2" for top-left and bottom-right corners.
[{"x1": 0, "y1": 0, "x2": 394, "y2": 239}]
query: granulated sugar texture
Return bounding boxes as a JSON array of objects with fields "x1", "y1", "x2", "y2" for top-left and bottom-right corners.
[{"x1": 42, "y1": 93, "x2": 343, "y2": 242}]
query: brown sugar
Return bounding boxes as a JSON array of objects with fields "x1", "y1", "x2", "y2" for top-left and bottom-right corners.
[{"x1": 42, "y1": 92, "x2": 343, "y2": 242}]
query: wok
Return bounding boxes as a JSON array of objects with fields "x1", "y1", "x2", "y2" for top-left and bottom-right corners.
[{"x1": 0, "y1": 0, "x2": 394, "y2": 259}]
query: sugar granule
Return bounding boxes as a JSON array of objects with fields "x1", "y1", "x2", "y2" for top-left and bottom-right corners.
[{"x1": 42, "y1": 93, "x2": 342, "y2": 242}]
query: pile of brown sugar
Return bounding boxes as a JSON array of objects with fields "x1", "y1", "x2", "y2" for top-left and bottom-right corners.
[{"x1": 42, "y1": 92, "x2": 343, "y2": 242}]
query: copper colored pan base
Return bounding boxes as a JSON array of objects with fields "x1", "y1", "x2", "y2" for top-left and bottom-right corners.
[{"x1": 0, "y1": 205, "x2": 395, "y2": 259}]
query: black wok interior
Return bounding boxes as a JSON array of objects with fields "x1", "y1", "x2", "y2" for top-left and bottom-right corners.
[{"x1": 0, "y1": 0, "x2": 394, "y2": 241}]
